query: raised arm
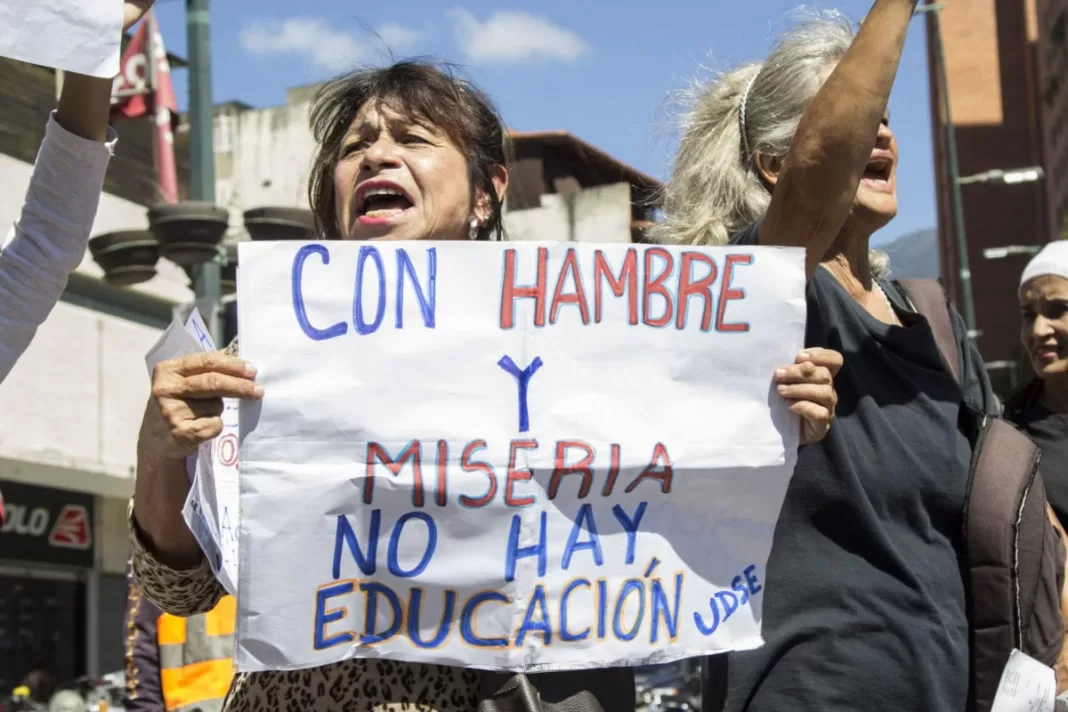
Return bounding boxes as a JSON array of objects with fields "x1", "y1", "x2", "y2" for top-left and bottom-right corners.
[
  {"x1": 759, "y1": 0, "x2": 918, "y2": 276},
  {"x1": 0, "y1": 1, "x2": 156, "y2": 382}
]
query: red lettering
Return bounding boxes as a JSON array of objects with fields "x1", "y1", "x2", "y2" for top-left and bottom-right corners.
[
  {"x1": 548, "y1": 440, "x2": 595, "y2": 500},
  {"x1": 366, "y1": 441, "x2": 423, "y2": 505},
  {"x1": 436, "y1": 440, "x2": 448, "y2": 507},
  {"x1": 642, "y1": 248, "x2": 674, "y2": 328},
  {"x1": 459, "y1": 441, "x2": 496, "y2": 508},
  {"x1": 505, "y1": 440, "x2": 539, "y2": 507},
  {"x1": 594, "y1": 249, "x2": 638, "y2": 324},
  {"x1": 677, "y1": 252, "x2": 718, "y2": 331},
  {"x1": 601, "y1": 443, "x2": 622, "y2": 497},
  {"x1": 716, "y1": 254, "x2": 753, "y2": 333},
  {"x1": 550, "y1": 248, "x2": 591, "y2": 324},
  {"x1": 625, "y1": 443, "x2": 674, "y2": 494},
  {"x1": 500, "y1": 247, "x2": 548, "y2": 329}
]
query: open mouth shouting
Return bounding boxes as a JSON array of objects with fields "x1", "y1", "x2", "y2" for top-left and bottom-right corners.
[
  {"x1": 861, "y1": 151, "x2": 894, "y2": 193},
  {"x1": 356, "y1": 180, "x2": 415, "y2": 225}
]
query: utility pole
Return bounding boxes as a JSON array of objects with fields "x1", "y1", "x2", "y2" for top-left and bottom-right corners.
[
  {"x1": 186, "y1": 0, "x2": 222, "y2": 345},
  {"x1": 916, "y1": 2, "x2": 977, "y2": 337}
]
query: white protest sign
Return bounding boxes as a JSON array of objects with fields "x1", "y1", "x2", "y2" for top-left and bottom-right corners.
[
  {"x1": 0, "y1": 0, "x2": 123, "y2": 79},
  {"x1": 236, "y1": 240, "x2": 805, "y2": 673},
  {"x1": 144, "y1": 308, "x2": 240, "y2": 596}
]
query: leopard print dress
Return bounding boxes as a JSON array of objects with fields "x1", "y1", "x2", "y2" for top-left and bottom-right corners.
[
  {"x1": 129, "y1": 335, "x2": 480, "y2": 712},
  {"x1": 128, "y1": 510, "x2": 480, "y2": 712}
]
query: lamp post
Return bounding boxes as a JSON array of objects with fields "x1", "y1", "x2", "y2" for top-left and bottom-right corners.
[
  {"x1": 186, "y1": 0, "x2": 222, "y2": 345},
  {"x1": 915, "y1": 1, "x2": 977, "y2": 337}
]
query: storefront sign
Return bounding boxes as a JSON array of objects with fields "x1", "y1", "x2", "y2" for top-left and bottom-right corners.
[{"x1": 0, "y1": 480, "x2": 94, "y2": 567}]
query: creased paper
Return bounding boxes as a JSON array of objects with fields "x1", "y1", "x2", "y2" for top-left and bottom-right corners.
[
  {"x1": 144, "y1": 307, "x2": 239, "y2": 595},
  {"x1": 235, "y1": 241, "x2": 806, "y2": 673},
  {"x1": 0, "y1": 0, "x2": 124, "y2": 78}
]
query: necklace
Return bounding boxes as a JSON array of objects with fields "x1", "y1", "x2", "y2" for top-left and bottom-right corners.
[{"x1": 874, "y1": 282, "x2": 900, "y2": 326}]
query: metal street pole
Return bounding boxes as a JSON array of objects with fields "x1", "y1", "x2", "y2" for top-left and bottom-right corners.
[
  {"x1": 187, "y1": 0, "x2": 222, "y2": 346},
  {"x1": 917, "y1": 2, "x2": 977, "y2": 336}
]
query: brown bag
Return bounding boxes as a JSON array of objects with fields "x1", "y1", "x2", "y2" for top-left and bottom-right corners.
[{"x1": 898, "y1": 279, "x2": 1066, "y2": 712}]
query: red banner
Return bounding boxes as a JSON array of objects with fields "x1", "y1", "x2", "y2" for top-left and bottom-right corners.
[{"x1": 110, "y1": 14, "x2": 179, "y2": 204}]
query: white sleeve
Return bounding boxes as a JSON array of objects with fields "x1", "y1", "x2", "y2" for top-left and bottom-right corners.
[{"x1": 0, "y1": 111, "x2": 117, "y2": 383}]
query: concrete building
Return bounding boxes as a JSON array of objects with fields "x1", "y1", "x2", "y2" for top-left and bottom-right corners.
[
  {"x1": 0, "y1": 56, "x2": 195, "y2": 690},
  {"x1": 925, "y1": 0, "x2": 1062, "y2": 388},
  {"x1": 207, "y1": 85, "x2": 660, "y2": 245},
  {"x1": 1037, "y1": 0, "x2": 1068, "y2": 239}
]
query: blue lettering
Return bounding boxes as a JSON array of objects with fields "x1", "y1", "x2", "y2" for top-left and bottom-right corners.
[
  {"x1": 396, "y1": 248, "x2": 437, "y2": 328},
  {"x1": 744, "y1": 565, "x2": 762, "y2": 596},
  {"x1": 613, "y1": 579, "x2": 645, "y2": 641},
  {"x1": 314, "y1": 580, "x2": 354, "y2": 650},
  {"x1": 559, "y1": 579, "x2": 592, "y2": 642},
  {"x1": 497, "y1": 355, "x2": 544, "y2": 433},
  {"x1": 460, "y1": 591, "x2": 509, "y2": 648},
  {"x1": 515, "y1": 584, "x2": 552, "y2": 647},
  {"x1": 693, "y1": 597, "x2": 721, "y2": 636},
  {"x1": 562, "y1": 504, "x2": 604, "y2": 570},
  {"x1": 292, "y1": 244, "x2": 347, "y2": 340},
  {"x1": 332, "y1": 511, "x2": 380, "y2": 579},
  {"x1": 504, "y1": 511, "x2": 547, "y2": 583},
  {"x1": 387, "y1": 511, "x2": 437, "y2": 578},
  {"x1": 650, "y1": 572, "x2": 683, "y2": 643},
  {"x1": 359, "y1": 582, "x2": 403, "y2": 644},
  {"x1": 714, "y1": 590, "x2": 739, "y2": 620},
  {"x1": 407, "y1": 588, "x2": 455, "y2": 649},
  {"x1": 354, "y1": 245, "x2": 386, "y2": 335},
  {"x1": 597, "y1": 579, "x2": 608, "y2": 639},
  {"x1": 611, "y1": 502, "x2": 647, "y2": 565},
  {"x1": 731, "y1": 575, "x2": 750, "y2": 605}
]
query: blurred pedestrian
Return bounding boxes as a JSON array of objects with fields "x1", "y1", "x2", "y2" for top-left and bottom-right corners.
[{"x1": 123, "y1": 561, "x2": 235, "y2": 712}]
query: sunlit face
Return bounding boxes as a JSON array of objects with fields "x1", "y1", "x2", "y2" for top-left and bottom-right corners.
[
  {"x1": 754, "y1": 106, "x2": 899, "y2": 231},
  {"x1": 852, "y1": 110, "x2": 899, "y2": 229},
  {"x1": 1020, "y1": 275, "x2": 1068, "y2": 379},
  {"x1": 334, "y1": 102, "x2": 475, "y2": 241}
]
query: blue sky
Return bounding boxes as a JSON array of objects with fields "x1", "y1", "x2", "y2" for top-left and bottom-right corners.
[{"x1": 151, "y1": 0, "x2": 936, "y2": 245}]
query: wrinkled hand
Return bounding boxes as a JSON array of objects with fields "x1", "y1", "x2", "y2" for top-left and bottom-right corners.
[
  {"x1": 124, "y1": 0, "x2": 156, "y2": 31},
  {"x1": 775, "y1": 348, "x2": 843, "y2": 446},
  {"x1": 147, "y1": 351, "x2": 263, "y2": 459}
]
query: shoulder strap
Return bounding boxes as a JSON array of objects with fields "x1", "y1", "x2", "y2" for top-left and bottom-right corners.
[{"x1": 897, "y1": 278, "x2": 961, "y2": 384}]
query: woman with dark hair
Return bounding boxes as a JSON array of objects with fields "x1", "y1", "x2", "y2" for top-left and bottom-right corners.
[{"x1": 130, "y1": 60, "x2": 839, "y2": 711}]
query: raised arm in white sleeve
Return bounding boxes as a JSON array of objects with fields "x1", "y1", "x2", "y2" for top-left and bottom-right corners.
[{"x1": 0, "y1": 112, "x2": 117, "y2": 382}]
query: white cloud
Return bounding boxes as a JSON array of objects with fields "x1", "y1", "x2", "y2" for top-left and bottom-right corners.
[
  {"x1": 377, "y1": 22, "x2": 424, "y2": 52},
  {"x1": 240, "y1": 18, "x2": 424, "y2": 72},
  {"x1": 447, "y1": 9, "x2": 589, "y2": 64}
]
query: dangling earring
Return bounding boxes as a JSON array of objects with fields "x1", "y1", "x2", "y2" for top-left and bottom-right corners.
[{"x1": 469, "y1": 218, "x2": 480, "y2": 240}]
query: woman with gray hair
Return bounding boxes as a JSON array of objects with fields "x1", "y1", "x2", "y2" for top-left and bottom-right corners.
[{"x1": 657, "y1": 1, "x2": 1006, "y2": 710}]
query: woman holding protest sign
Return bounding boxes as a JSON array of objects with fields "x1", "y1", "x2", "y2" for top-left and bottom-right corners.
[
  {"x1": 655, "y1": 1, "x2": 1067, "y2": 710},
  {"x1": 128, "y1": 61, "x2": 840, "y2": 712}
]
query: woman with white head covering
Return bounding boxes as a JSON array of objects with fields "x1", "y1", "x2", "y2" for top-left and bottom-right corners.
[{"x1": 1006, "y1": 241, "x2": 1068, "y2": 525}]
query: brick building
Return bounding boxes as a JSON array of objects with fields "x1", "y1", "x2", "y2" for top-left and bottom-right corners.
[
  {"x1": 1037, "y1": 0, "x2": 1068, "y2": 240},
  {"x1": 925, "y1": 0, "x2": 1051, "y2": 381}
]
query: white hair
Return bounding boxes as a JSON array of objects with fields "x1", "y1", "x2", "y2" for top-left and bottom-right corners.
[{"x1": 651, "y1": 9, "x2": 890, "y2": 277}]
